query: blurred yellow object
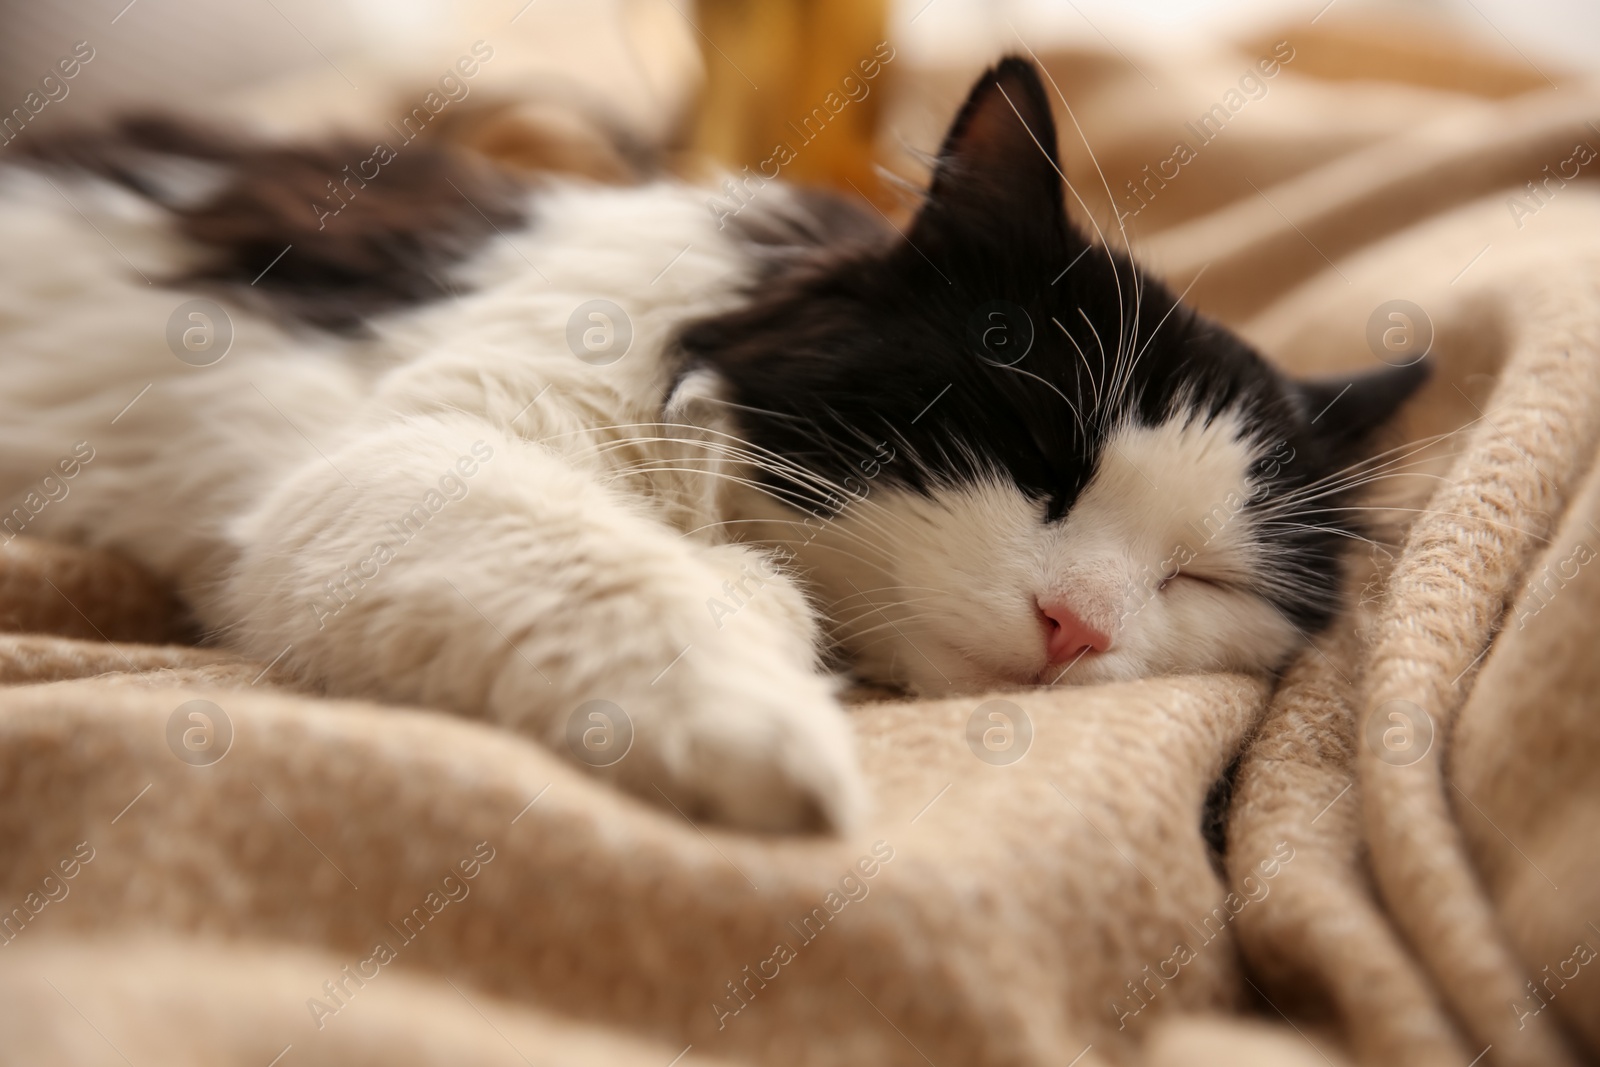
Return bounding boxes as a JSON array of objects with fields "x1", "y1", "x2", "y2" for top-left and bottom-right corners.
[{"x1": 689, "y1": 0, "x2": 891, "y2": 199}]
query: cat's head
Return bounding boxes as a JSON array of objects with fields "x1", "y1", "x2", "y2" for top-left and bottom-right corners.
[{"x1": 677, "y1": 57, "x2": 1426, "y2": 694}]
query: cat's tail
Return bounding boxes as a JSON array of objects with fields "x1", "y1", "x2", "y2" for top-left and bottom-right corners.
[
  {"x1": 10, "y1": 87, "x2": 652, "y2": 333},
  {"x1": 11, "y1": 112, "x2": 529, "y2": 333}
]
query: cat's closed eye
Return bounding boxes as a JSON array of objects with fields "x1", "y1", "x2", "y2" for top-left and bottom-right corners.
[
  {"x1": 681, "y1": 58, "x2": 1428, "y2": 695},
  {"x1": 0, "y1": 50, "x2": 1426, "y2": 833}
]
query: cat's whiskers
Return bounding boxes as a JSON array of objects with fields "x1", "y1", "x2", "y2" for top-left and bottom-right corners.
[
  {"x1": 589, "y1": 436, "x2": 853, "y2": 506},
  {"x1": 551, "y1": 419, "x2": 830, "y2": 482},
  {"x1": 563, "y1": 423, "x2": 920, "y2": 537},
  {"x1": 674, "y1": 509, "x2": 911, "y2": 570},
  {"x1": 653, "y1": 396, "x2": 932, "y2": 530},
  {"x1": 1251, "y1": 431, "x2": 1464, "y2": 515},
  {"x1": 1076, "y1": 306, "x2": 1111, "y2": 428},
  {"x1": 627, "y1": 463, "x2": 912, "y2": 549},
  {"x1": 1302, "y1": 504, "x2": 1552, "y2": 544},
  {"x1": 1029, "y1": 44, "x2": 1155, "y2": 422},
  {"x1": 680, "y1": 392, "x2": 923, "y2": 505},
  {"x1": 1255, "y1": 519, "x2": 1388, "y2": 547},
  {"x1": 1232, "y1": 549, "x2": 1353, "y2": 609},
  {"x1": 835, "y1": 613, "x2": 946, "y2": 649},
  {"x1": 808, "y1": 396, "x2": 946, "y2": 504},
  {"x1": 829, "y1": 599, "x2": 947, "y2": 632},
  {"x1": 777, "y1": 540, "x2": 917, "y2": 589},
  {"x1": 1120, "y1": 265, "x2": 1207, "y2": 414},
  {"x1": 993, "y1": 50, "x2": 1139, "y2": 430},
  {"x1": 1253, "y1": 459, "x2": 1457, "y2": 517},
  {"x1": 1053, "y1": 315, "x2": 1103, "y2": 423},
  {"x1": 598, "y1": 461, "x2": 911, "y2": 551},
  {"x1": 828, "y1": 578, "x2": 952, "y2": 600},
  {"x1": 991, "y1": 361, "x2": 1086, "y2": 436},
  {"x1": 1254, "y1": 463, "x2": 1455, "y2": 522}
]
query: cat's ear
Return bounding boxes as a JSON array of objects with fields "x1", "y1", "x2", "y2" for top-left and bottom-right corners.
[
  {"x1": 910, "y1": 57, "x2": 1067, "y2": 245},
  {"x1": 665, "y1": 368, "x2": 734, "y2": 431},
  {"x1": 1297, "y1": 361, "x2": 1431, "y2": 455}
]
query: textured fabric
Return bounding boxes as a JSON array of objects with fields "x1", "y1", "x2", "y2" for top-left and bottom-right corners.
[
  {"x1": 0, "y1": 661, "x2": 1262, "y2": 1066},
  {"x1": 3, "y1": 11, "x2": 1600, "y2": 1067},
  {"x1": 0, "y1": 537, "x2": 186, "y2": 645}
]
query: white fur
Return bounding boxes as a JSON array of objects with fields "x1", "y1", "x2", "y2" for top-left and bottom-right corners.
[
  {"x1": 732, "y1": 412, "x2": 1300, "y2": 695},
  {"x1": 0, "y1": 172, "x2": 862, "y2": 832},
  {"x1": 0, "y1": 167, "x2": 1297, "y2": 832}
]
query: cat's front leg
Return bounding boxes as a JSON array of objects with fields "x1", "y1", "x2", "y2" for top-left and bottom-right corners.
[{"x1": 222, "y1": 413, "x2": 866, "y2": 832}]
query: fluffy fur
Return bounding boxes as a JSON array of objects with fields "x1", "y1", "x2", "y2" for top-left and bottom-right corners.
[{"x1": 0, "y1": 59, "x2": 1425, "y2": 832}]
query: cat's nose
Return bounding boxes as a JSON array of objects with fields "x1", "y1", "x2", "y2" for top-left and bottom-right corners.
[{"x1": 1038, "y1": 599, "x2": 1112, "y2": 662}]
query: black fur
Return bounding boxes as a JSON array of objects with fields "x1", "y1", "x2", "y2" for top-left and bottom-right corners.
[
  {"x1": 679, "y1": 57, "x2": 1428, "y2": 636},
  {"x1": 18, "y1": 114, "x2": 529, "y2": 334}
]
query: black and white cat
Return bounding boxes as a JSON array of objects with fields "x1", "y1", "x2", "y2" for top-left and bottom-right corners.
[{"x1": 0, "y1": 59, "x2": 1424, "y2": 831}]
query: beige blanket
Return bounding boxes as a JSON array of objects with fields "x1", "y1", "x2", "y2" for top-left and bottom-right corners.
[{"x1": 3, "y1": 13, "x2": 1598, "y2": 1066}]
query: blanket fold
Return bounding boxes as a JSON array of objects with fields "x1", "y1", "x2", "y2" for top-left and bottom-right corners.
[
  {"x1": 0, "y1": 672, "x2": 1266, "y2": 1066},
  {"x1": 4, "y1": 11, "x2": 1600, "y2": 1065}
]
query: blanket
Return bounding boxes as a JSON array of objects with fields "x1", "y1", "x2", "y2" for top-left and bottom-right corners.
[{"x1": 3, "y1": 10, "x2": 1598, "y2": 1066}]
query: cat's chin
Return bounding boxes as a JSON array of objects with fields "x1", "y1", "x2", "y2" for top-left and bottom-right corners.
[
  {"x1": 880, "y1": 652, "x2": 1124, "y2": 697},
  {"x1": 948, "y1": 652, "x2": 1145, "y2": 693},
  {"x1": 1035, "y1": 654, "x2": 1123, "y2": 688}
]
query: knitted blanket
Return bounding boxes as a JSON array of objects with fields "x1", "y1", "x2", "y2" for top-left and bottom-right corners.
[{"x1": 2, "y1": 13, "x2": 1597, "y2": 1066}]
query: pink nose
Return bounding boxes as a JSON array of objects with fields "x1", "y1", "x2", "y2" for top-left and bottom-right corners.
[{"x1": 1039, "y1": 600, "x2": 1111, "y2": 663}]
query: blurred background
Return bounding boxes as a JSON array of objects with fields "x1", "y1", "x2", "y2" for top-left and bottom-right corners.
[
  {"x1": 4, "y1": 0, "x2": 1598, "y2": 108},
  {"x1": 2, "y1": 0, "x2": 1597, "y2": 237}
]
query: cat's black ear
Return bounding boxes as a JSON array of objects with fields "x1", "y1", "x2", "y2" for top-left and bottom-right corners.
[
  {"x1": 1298, "y1": 361, "x2": 1431, "y2": 455},
  {"x1": 910, "y1": 57, "x2": 1066, "y2": 245}
]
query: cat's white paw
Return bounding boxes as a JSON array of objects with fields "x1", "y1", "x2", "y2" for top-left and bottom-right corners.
[
  {"x1": 593, "y1": 661, "x2": 866, "y2": 834},
  {"x1": 582, "y1": 541, "x2": 868, "y2": 833},
  {"x1": 641, "y1": 687, "x2": 868, "y2": 834}
]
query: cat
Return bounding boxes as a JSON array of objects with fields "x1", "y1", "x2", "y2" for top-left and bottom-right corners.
[{"x1": 0, "y1": 58, "x2": 1425, "y2": 833}]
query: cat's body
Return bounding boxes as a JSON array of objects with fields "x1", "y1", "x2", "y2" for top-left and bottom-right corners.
[
  {"x1": 0, "y1": 160, "x2": 866, "y2": 827},
  {"x1": 0, "y1": 61, "x2": 1426, "y2": 832}
]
